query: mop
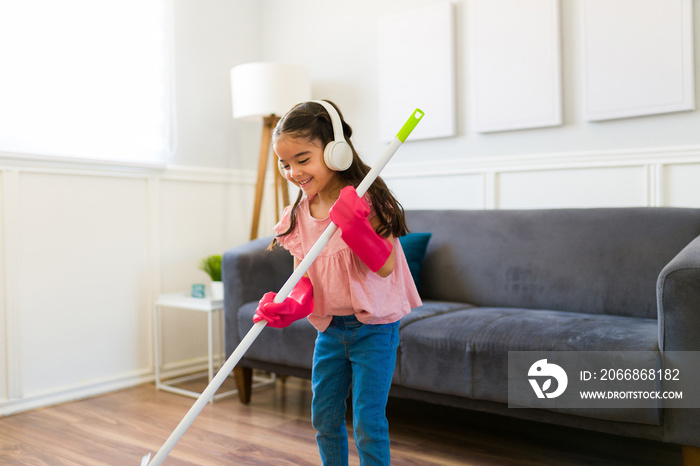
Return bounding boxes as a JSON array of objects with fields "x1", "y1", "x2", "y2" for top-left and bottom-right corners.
[{"x1": 141, "y1": 107, "x2": 424, "y2": 466}]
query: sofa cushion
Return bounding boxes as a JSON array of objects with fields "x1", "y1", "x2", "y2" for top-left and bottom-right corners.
[
  {"x1": 398, "y1": 232, "x2": 432, "y2": 289},
  {"x1": 397, "y1": 307, "x2": 660, "y2": 426},
  {"x1": 399, "y1": 299, "x2": 473, "y2": 328},
  {"x1": 393, "y1": 300, "x2": 474, "y2": 384}
]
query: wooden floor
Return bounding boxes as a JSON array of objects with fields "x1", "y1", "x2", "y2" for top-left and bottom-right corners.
[{"x1": 0, "y1": 376, "x2": 683, "y2": 465}]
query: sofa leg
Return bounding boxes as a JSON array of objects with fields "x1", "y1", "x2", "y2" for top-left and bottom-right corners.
[
  {"x1": 684, "y1": 445, "x2": 700, "y2": 466},
  {"x1": 234, "y1": 366, "x2": 252, "y2": 404}
]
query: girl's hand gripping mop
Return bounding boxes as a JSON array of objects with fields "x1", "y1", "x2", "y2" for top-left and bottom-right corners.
[{"x1": 142, "y1": 108, "x2": 424, "y2": 466}]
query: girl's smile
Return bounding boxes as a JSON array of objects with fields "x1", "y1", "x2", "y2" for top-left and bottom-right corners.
[{"x1": 274, "y1": 134, "x2": 339, "y2": 202}]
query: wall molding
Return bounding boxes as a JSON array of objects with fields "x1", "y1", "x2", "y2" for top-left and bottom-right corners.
[
  {"x1": 6, "y1": 144, "x2": 700, "y2": 186},
  {"x1": 383, "y1": 144, "x2": 700, "y2": 210},
  {"x1": 383, "y1": 144, "x2": 700, "y2": 180},
  {"x1": 0, "y1": 150, "x2": 166, "y2": 174},
  {"x1": 0, "y1": 152, "x2": 256, "y2": 184}
]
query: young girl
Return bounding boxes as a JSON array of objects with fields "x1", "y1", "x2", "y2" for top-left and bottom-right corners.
[{"x1": 253, "y1": 100, "x2": 421, "y2": 466}]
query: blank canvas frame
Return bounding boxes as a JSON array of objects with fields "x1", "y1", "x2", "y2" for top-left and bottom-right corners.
[
  {"x1": 582, "y1": 0, "x2": 695, "y2": 121},
  {"x1": 469, "y1": 0, "x2": 563, "y2": 133},
  {"x1": 378, "y1": 3, "x2": 456, "y2": 142}
]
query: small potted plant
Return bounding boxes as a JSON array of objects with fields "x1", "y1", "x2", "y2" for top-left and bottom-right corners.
[{"x1": 198, "y1": 254, "x2": 223, "y2": 299}]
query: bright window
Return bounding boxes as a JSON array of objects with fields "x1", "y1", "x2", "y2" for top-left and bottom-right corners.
[{"x1": 0, "y1": 0, "x2": 174, "y2": 166}]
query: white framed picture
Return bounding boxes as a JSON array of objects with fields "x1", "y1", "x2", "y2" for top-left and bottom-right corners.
[
  {"x1": 469, "y1": 0, "x2": 562, "y2": 133},
  {"x1": 582, "y1": 0, "x2": 695, "y2": 121},
  {"x1": 378, "y1": 2, "x2": 456, "y2": 142}
]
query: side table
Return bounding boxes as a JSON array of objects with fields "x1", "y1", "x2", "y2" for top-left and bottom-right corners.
[{"x1": 153, "y1": 292, "x2": 236, "y2": 402}]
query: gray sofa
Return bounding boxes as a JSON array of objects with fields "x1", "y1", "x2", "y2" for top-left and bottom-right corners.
[{"x1": 223, "y1": 208, "x2": 700, "y2": 455}]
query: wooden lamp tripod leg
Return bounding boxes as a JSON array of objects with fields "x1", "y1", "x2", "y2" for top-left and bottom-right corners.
[{"x1": 249, "y1": 115, "x2": 281, "y2": 241}]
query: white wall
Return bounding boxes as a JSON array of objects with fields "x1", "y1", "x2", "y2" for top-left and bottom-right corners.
[
  {"x1": 258, "y1": 0, "x2": 700, "y2": 209},
  {"x1": 0, "y1": 0, "x2": 264, "y2": 415},
  {"x1": 172, "y1": 0, "x2": 262, "y2": 170},
  {"x1": 2, "y1": 0, "x2": 700, "y2": 415}
]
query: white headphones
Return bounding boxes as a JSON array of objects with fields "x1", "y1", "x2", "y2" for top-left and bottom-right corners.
[
  {"x1": 278, "y1": 100, "x2": 353, "y2": 177},
  {"x1": 313, "y1": 100, "x2": 353, "y2": 171}
]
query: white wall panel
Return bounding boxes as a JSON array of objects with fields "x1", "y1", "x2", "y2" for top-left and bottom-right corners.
[
  {"x1": 0, "y1": 173, "x2": 6, "y2": 401},
  {"x1": 159, "y1": 180, "x2": 230, "y2": 290},
  {"x1": 17, "y1": 173, "x2": 150, "y2": 395},
  {"x1": 0, "y1": 165, "x2": 255, "y2": 415},
  {"x1": 387, "y1": 173, "x2": 484, "y2": 210},
  {"x1": 225, "y1": 181, "x2": 256, "y2": 246},
  {"x1": 498, "y1": 166, "x2": 647, "y2": 209},
  {"x1": 158, "y1": 179, "x2": 230, "y2": 365},
  {"x1": 664, "y1": 164, "x2": 700, "y2": 207},
  {"x1": 0, "y1": 170, "x2": 20, "y2": 402}
]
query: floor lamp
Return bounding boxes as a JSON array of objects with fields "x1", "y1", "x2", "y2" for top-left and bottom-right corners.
[{"x1": 231, "y1": 62, "x2": 311, "y2": 240}]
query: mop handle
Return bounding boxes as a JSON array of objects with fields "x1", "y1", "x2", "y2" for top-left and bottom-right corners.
[{"x1": 144, "y1": 108, "x2": 423, "y2": 466}]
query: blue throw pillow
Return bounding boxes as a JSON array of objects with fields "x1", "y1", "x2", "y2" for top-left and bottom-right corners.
[{"x1": 399, "y1": 232, "x2": 432, "y2": 290}]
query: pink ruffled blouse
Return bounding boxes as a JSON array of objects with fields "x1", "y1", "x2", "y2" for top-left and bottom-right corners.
[{"x1": 274, "y1": 195, "x2": 421, "y2": 332}]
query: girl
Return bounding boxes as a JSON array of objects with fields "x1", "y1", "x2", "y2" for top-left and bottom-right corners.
[{"x1": 254, "y1": 100, "x2": 421, "y2": 466}]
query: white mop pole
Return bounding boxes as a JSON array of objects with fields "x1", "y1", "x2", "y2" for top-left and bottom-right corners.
[{"x1": 142, "y1": 108, "x2": 424, "y2": 466}]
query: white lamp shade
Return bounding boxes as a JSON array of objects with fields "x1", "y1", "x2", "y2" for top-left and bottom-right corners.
[{"x1": 231, "y1": 62, "x2": 311, "y2": 121}]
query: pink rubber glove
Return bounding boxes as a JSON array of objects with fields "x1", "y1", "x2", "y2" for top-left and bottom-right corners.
[
  {"x1": 329, "y1": 186, "x2": 393, "y2": 272},
  {"x1": 253, "y1": 276, "x2": 314, "y2": 328}
]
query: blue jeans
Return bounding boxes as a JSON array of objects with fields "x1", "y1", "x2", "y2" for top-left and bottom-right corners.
[{"x1": 311, "y1": 315, "x2": 400, "y2": 466}]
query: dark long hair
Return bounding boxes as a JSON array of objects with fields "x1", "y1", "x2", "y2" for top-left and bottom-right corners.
[{"x1": 270, "y1": 100, "x2": 408, "y2": 249}]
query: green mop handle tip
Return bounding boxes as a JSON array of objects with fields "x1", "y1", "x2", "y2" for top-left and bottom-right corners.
[{"x1": 396, "y1": 108, "x2": 424, "y2": 143}]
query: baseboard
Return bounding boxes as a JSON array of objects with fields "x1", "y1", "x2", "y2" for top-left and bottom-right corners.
[
  {"x1": 0, "y1": 357, "x2": 213, "y2": 417},
  {"x1": 0, "y1": 370, "x2": 152, "y2": 417}
]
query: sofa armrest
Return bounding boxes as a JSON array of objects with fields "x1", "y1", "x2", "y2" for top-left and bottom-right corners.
[
  {"x1": 657, "y1": 235, "x2": 700, "y2": 448},
  {"x1": 222, "y1": 236, "x2": 293, "y2": 354},
  {"x1": 657, "y1": 234, "x2": 700, "y2": 351}
]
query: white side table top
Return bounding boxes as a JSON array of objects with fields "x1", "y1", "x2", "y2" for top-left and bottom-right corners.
[{"x1": 155, "y1": 292, "x2": 223, "y2": 312}]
